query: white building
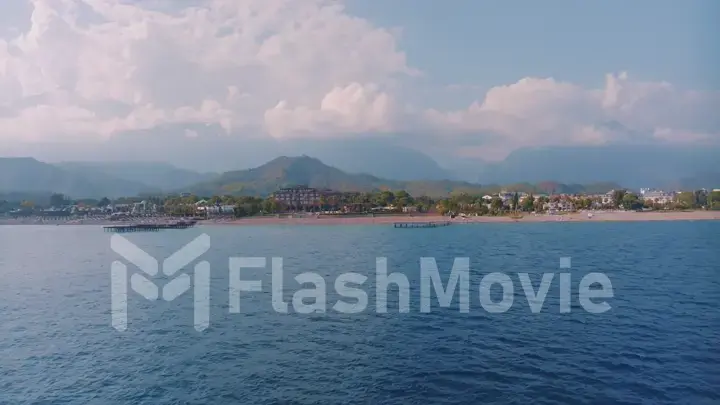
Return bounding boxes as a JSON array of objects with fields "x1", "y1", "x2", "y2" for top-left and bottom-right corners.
[
  {"x1": 197, "y1": 204, "x2": 235, "y2": 215},
  {"x1": 132, "y1": 200, "x2": 157, "y2": 214},
  {"x1": 498, "y1": 192, "x2": 514, "y2": 202},
  {"x1": 498, "y1": 191, "x2": 526, "y2": 207},
  {"x1": 602, "y1": 191, "x2": 616, "y2": 205},
  {"x1": 639, "y1": 189, "x2": 675, "y2": 205},
  {"x1": 544, "y1": 200, "x2": 575, "y2": 212}
]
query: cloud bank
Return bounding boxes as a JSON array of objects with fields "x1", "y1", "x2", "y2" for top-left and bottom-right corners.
[{"x1": 0, "y1": 0, "x2": 718, "y2": 158}]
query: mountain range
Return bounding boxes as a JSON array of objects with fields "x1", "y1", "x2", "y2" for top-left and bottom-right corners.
[
  {"x1": 186, "y1": 155, "x2": 489, "y2": 197},
  {"x1": 55, "y1": 161, "x2": 216, "y2": 191},
  {"x1": 476, "y1": 145, "x2": 720, "y2": 189},
  {"x1": 147, "y1": 156, "x2": 622, "y2": 198},
  {"x1": 1, "y1": 141, "x2": 718, "y2": 199},
  {"x1": 0, "y1": 158, "x2": 214, "y2": 199},
  {"x1": 1, "y1": 155, "x2": 624, "y2": 200},
  {"x1": 1, "y1": 128, "x2": 454, "y2": 181},
  {"x1": 3, "y1": 124, "x2": 717, "y2": 189}
]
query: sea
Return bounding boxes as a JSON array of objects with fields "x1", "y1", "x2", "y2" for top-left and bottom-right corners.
[{"x1": 0, "y1": 222, "x2": 718, "y2": 405}]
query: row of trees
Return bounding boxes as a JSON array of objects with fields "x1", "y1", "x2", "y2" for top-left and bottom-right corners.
[
  {"x1": 676, "y1": 190, "x2": 720, "y2": 210},
  {"x1": 436, "y1": 193, "x2": 545, "y2": 216},
  {"x1": 155, "y1": 188, "x2": 720, "y2": 217},
  {"x1": 4, "y1": 189, "x2": 720, "y2": 217},
  {"x1": 1, "y1": 194, "x2": 75, "y2": 214},
  {"x1": 162, "y1": 191, "x2": 430, "y2": 217},
  {"x1": 163, "y1": 196, "x2": 273, "y2": 217}
]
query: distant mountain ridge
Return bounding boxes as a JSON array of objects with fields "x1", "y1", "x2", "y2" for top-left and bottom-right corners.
[
  {"x1": 185, "y1": 156, "x2": 622, "y2": 198},
  {"x1": 186, "y1": 155, "x2": 399, "y2": 196},
  {"x1": 0, "y1": 158, "x2": 215, "y2": 198},
  {"x1": 56, "y1": 161, "x2": 217, "y2": 191},
  {"x1": 0, "y1": 157, "x2": 153, "y2": 198},
  {"x1": 670, "y1": 172, "x2": 720, "y2": 191},
  {"x1": 4, "y1": 126, "x2": 455, "y2": 180},
  {"x1": 0, "y1": 155, "x2": 630, "y2": 200},
  {"x1": 476, "y1": 145, "x2": 720, "y2": 189},
  {"x1": 5, "y1": 124, "x2": 717, "y2": 188},
  {"x1": 285, "y1": 139, "x2": 455, "y2": 181}
]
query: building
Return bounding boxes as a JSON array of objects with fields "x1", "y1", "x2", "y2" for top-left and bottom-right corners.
[
  {"x1": 273, "y1": 186, "x2": 322, "y2": 211},
  {"x1": 639, "y1": 189, "x2": 675, "y2": 205},
  {"x1": 131, "y1": 200, "x2": 157, "y2": 215},
  {"x1": 544, "y1": 200, "x2": 575, "y2": 213},
  {"x1": 498, "y1": 191, "x2": 514, "y2": 203},
  {"x1": 112, "y1": 203, "x2": 131, "y2": 213},
  {"x1": 197, "y1": 205, "x2": 235, "y2": 215},
  {"x1": 341, "y1": 203, "x2": 366, "y2": 213},
  {"x1": 602, "y1": 191, "x2": 616, "y2": 206}
]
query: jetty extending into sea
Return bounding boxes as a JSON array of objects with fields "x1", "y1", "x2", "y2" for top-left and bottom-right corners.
[
  {"x1": 103, "y1": 220, "x2": 197, "y2": 233},
  {"x1": 393, "y1": 221, "x2": 451, "y2": 229}
]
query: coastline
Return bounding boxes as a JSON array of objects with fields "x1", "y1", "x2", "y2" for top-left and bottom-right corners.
[
  {"x1": 203, "y1": 210, "x2": 720, "y2": 226},
  {"x1": 1, "y1": 210, "x2": 718, "y2": 226}
]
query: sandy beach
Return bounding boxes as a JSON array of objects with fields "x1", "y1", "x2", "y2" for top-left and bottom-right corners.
[
  {"x1": 1, "y1": 210, "x2": 718, "y2": 226},
  {"x1": 200, "y1": 210, "x2": 720, "y2": 226}
]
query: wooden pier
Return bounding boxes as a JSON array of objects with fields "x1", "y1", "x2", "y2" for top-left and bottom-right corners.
[
  {"x1": 104, "y1": 220, "x2": 197, "y2": 233},
  {"x1": 393, "y1": 221, "x2": 451, "y2": 229}
]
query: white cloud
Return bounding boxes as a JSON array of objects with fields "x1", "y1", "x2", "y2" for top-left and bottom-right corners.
[
  {"x1": 0, "y1": 0, "x2": 717, "y2": 158},
  {"x1": 0, "y1": 0, "x2": 412, "y2": 140},
  {"x1": 425, "y1": 72, "x2": 720, "y2": 158},
  {"x1": 264, "y1": 82, "x2": 399, "y2": 138}
]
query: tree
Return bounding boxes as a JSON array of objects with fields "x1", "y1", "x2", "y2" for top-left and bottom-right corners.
[
  {"x1": 234, "y1": 205, "x2": 248, "y2": 217},
  {"x1": 50, "y1": 193, "x2": 67, "y2": 208},
  {"x1": 490, "y1": 197, "x2": 503, "y2": 213},
  {"x1": 576, "y1": 197, "x2": 593, "y2": 210},
  {"x1": 534, "y1": 199, "x2": 545, "y2": 212},
  {"x1": 97, "y1": 197, "x2": 111, "y2": 207},
  {"x1": 394, "y1": 190, "x2": 413, "y2": 208},
  {"x1": 262, "y1": 198, "x2": 278, "y2": 214},
  {"x1": 709, "y1": 191, "x2": 720, "y2": 210},
  {"x1": 376, "y1": 190, "x2": 395, "y2": 207},
  {"x1": 676, "y1": 192, "x2": 695, "y2": 209},
  {"x1": 436, "y1": 200, "x2": 450, "y2": 215},
  {"x1": 318, "y1": 194, "x2": 328, "y2": 211},
  {"x1": 522, "y1": 194, "x2": 535, "y2": 212},
  {"x1": 621, "y1": 193, "x2": 643, "y2": 210},
  {"x1": 512, "y1": 192, "x2": 520, "y2": 211},
  {"x1": 612, "y1": 189, "x2": 627, "y2": 209}
]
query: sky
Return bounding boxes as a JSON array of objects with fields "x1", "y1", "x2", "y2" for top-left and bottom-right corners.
[{"x1": 0, "y1": 0, "x2": 718, "y2": 162}]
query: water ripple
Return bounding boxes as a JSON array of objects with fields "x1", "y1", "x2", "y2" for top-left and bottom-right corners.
[{"x1": 0, "y1": 222, "x2": 718, "y2": 404}]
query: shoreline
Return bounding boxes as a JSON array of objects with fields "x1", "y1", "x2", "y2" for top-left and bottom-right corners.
[
  {"x1": 1, "y1": 211, "x2": 718, "y2": 226},
  {"x1": 203, "y1": 210, "x2": 720, "y2": 226}
]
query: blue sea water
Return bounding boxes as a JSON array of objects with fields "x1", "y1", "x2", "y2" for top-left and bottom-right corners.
[{"x1": 0, "y1": 222, "x2": 718, "y2": 405}]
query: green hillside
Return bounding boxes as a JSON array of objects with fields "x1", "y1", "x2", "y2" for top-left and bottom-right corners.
[
  {"x1": 0, "y1": 157, "x2": 154, "y2": 198},
  {"x1": 185, "y1": 156, "x2": 621, "y2": 198}
]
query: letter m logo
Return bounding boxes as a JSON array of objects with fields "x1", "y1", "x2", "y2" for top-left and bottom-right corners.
[{"x1": 110, "y1": 233, "x2": 211, "y2": 332}]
